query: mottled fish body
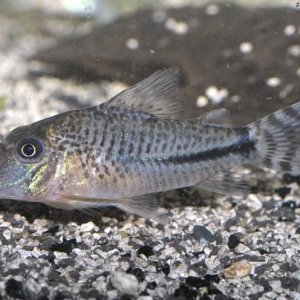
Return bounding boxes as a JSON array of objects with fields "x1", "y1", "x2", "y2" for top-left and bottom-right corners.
[{"x1": 1, "y1": 68, "x2": 300, "y2": 222}]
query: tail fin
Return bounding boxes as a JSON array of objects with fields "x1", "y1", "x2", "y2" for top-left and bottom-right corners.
[{"x1": 249, "y1": 101, "x2": 300, "y2": 175}]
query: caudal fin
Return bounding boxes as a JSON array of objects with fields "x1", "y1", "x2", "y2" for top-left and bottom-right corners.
[{"x1": 249, "y1": 101, "x2": 300, "y2": 175}]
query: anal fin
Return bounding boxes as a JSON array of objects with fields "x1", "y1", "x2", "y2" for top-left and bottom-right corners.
[{"x1": 197, "y1": 168, "x2": 252, "y2": 197}]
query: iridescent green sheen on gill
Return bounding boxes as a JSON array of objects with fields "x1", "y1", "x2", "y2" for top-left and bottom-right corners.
[{"x1": 28, "y1": 163, "x2": 48, "y2": 197}]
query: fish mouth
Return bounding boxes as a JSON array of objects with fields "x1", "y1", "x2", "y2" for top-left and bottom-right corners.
[{"x1": 0, "y1": 158, "x2": 48, "y2": 199}]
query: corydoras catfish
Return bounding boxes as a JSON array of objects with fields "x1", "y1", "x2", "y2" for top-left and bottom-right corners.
[{"x1": 1, "y1": 68, "x2": 300, "y2": 223}]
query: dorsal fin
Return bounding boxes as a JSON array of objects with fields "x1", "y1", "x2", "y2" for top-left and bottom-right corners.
[
  {"x1": 199, "y1": 108, "x2": 232, "y2": 126},
  {"x1": 104, "y1": 67, "x2": 183, "y2": 119}
]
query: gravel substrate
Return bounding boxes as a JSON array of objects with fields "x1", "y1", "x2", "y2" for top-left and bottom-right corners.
[{"x1": 0, "y1": 3, "x2": 299, "y2": 300}]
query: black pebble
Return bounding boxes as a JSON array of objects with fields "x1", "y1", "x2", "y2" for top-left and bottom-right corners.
[
  {"x1": 50, "y1": 238, "x2": 77, "y2": 255},
  {"x1": 201, "y1": 294, "x2": 212, "y2": 300},
  {"x1": 57, "y1": 258, "x2": 75, "y2": 268},
  {"x1": 42, "y1": 251, "x2": 55, "y2": 264},
  {"x1": 282, "y1": 200, "x2": 297, "y2": 210},
  {"x1": 275, "y1": 187, "x2": 291, "y2": 198},
  {"x1": 254, "y1": 277, "x2": 272, "y2": 292},
  {"x1": 40, "y1": 237, "x2": 59, "y2": 251},
  {"x1": 137, "y1": 245, "x2": 154, "y2": 257},
  {"x1": 98, "y1": 236, "x2": 109, "y2": 245},
  {"x1": 3, "y1": 267, "x2": 21, "y2": 277},
  {"x1": 258, "y1": 248, "x2": 269, "y2": 255},
  {"x1": 227, "y1": 234, "x2": 240, "y2": 249},
  {"x1": 193, "y1": 225, "x2": 215, "y2": 243},
  {"x1": 224, "y1": 218, "x2": 238, "y2": 231},
  {"x1": 69, "y1": 270, "x2": 80, "y2": 281},
  {"x1": 155, "y1": 261, "x2": 170, "y2": 275},
  {"x1": 205, "y1": 274, "x2": 220, "y2": 283},
  {"x1": 10, "y1": 218, "x2": 24, "y2": 228},
  {"x1": 5, "y1": 278, "x2": 25, "y2": 299},
  {"x1": 131, "y1": 268, "x2": 145, "y2": 282},
  {"x1": 44, "y1": 225, "x2": 60, "y2": 235},
  {"x1": 280, "y1": 262, "x2": 298, "y2": 273},
  {"x1": 54, "y1": 291, "x2": 72, "y2": 300},
  {"x1": 276, "y1": 207, "x2": 295, "y2": 222},
  {"x1": 283, "y1": 174, "x2": 300, "y2": 185},
  {"x1": 79, "y1": 289, "x2": 106, "y2": 299},
  {"x1": 255, "y1": 263, "x2": 272, "y2": 275},
  {"x1": 120, "y1": 295, "x2": 131, "y2": 300},
  {"x1": 37, "y1": 296, "x2": 50, "y2": 300},
  {"x1": 146, "y1": 281, "x2": 157, "y2": 290},
  {"x1": 174, "y1": 283, "x2": 197, "y2": 299},
  {"x1": 185, "y1": 276, "x2": 203, "y2": 288},
  {"x1": 214, "y1": 232, "x2": 223, "y2": 245},
  {"x1": 120, "y1": 252, "x2": 131, "y2": 260},
  {"x1": 215, "y1": 294, "x2": 235, "y2": 300},
  {"x1": 280, "y1": 276, "x2": 299, "y2": 291},
  {"x1": 186, "y1": 274, "x2": 220, "y2": 289},
  {"x1": 296, "y1": 227, "x2": 300, "y2": 234},
  {"x1": 48, "y1": 267, "x2": 60, "y2": 282}
]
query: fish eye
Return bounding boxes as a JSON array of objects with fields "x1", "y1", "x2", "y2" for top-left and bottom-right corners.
[{"x1": 15, "y1": 137, "x2": 44, "y2": 162}]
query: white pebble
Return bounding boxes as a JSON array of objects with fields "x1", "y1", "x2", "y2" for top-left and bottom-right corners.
[
  {"x1": 165, "y1": 18, "x2": 188, "y2": 35},
  {"x1": 206, "y1": 86, "x2": 218, "y2": 98},
  {"x1": 3, "y1": 230, "x2": 11, "y2": 240},
  {"x1": 266, "y1": 77, "x2": 281, "y2": 87},
  {"x1": 138, "y1": 296, "x2": 153, "y2": 300},
  {"x1": 107, "y1": 290, "x2": 119, "y2": 299},
  {"x1": 80, "y1": 221, "x2": 95, "y2": 232},
  {"x1": 17, "y1": 249, "x2": 32, "y2": 260},
  {"x1": 288, "y1": 45, "x2": 300, "y2": 57},
  {"x1": 296, "y1": 67, "x2": 300, "y2": 76},
  {"x1": 284, "y1": 25, "x2": 296, "y2": 36},
  {"x1": 72, "y1": 248, "x2": 82, "y2": 255},
  {"x1": 279, "y1": 83, "x2": 293, "y2": 98},
  {"x1": 234, "y1": 244, "x2": 251, "y2": 254},
  {"x1": 205, "y1": 86, "x2": 228, "y2": 104},
  {"x1": 188, "y1": 269, "x2": 199, "y2": 277},
  {"x1": 104, "y1": 227, "x2": 111, "y2": 234},
  {"x1": 264, "y1": 291, "x2": 278, "y2": 299},
  {"x1": 239, "y1": 42, "x2": 253, "y2": 54},
  {"x1": 110, "y1": 271, "x2": 139, "y2": 296},
  {"x1": 231, "y1": 95, "x2": 241, "y2": 103},
  {"x1": 205, "y1": 4, "x2": 220, "y2": 16},
  {"x1": 247, "y1": 194, "x2": 263, "y2": 211},
  {"x1": 152, "y1": 10, "x2": 167, "y2": 23},
  {"x1": 126, "y1": 38, "x2": 139, "y2": 50},
  {"x1": 196, "y1": 95, "x2": 208, "y2": 107}
]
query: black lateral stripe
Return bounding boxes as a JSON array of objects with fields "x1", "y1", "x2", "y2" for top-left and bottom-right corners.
[{"x1": 166, "y1": 128, "x2": 255, "y2": 164}]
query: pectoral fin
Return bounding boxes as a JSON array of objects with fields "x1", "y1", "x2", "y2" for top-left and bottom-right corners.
[
  {"x1": 116, "y1": 196, "x2": 169, "y2": 224},
  {"x1": 198, "y1": 108, "x2": 232, "y2": 127}
]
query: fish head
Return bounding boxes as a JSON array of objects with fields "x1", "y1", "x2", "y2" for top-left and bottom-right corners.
[
  {"x1": 0, "y1": 116, "x2": 66, "y2": 203},
  {"x1": 0, "y1": 110, "x2": 93, "y2": 208}
]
